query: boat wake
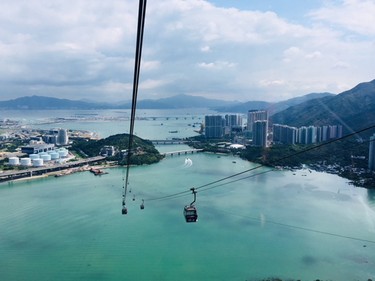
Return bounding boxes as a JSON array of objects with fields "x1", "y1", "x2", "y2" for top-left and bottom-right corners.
[{"x1": 183, "y1": 158, "x2": 193, "y2": 168}]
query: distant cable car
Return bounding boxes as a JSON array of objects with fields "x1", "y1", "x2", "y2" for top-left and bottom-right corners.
[
  {"x1": 184, "y1": 188, "x2": 198, "y2": 223},
  {"x1": 140, "y1": 199, "x2": 145, "y2": 210},
  {"x1": 122, "y1": 199, "x2": 128, "y2": 215}
]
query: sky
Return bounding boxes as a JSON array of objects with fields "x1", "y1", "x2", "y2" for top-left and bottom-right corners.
[{"x1": 0, "y1": 0, "x2": 374, "y2": 103}]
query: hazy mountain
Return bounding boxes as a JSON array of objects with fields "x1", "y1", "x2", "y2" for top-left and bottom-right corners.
[
  {"x1": 122, "y1": 94, "x2": 238, "y2": 109},
  {"x1": 0, "y1": 94, "x2": 236, "y2": 110},
  {"x1": 0, "y1": 95, "x2": 113, "y2": 110},
  {"x1": 270, "y1": 79, "x2": 375, "y2": 136},
  {"x1": 268, "y1": 92, "x2": 334, "y2": 115},
  {"x1": 213, "y1": 92, "x2": 334, "y2": 114},
  {"x1": 213, "y1": 101, "x2": 272, "y2": 113}
]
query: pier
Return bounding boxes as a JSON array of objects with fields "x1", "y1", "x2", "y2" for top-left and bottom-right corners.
[{"x1": 162, "y1": 149, "x2": 203, "y2": 156}]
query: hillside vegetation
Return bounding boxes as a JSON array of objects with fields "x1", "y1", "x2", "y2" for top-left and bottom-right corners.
[{"x1": 71, "y1": 134, "x2": 163, "y2": 165}]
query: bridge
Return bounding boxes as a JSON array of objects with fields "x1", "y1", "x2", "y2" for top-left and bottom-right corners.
[
  {"x1": 151, "y1": 139, "x2": 188, "y2": 145},
  {"x1": 162, "y1": 149, "x2": 203, "y2": 156}
]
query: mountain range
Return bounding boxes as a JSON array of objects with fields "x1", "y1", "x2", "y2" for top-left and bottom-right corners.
[
  {"x1": 0, "y1": 92, "x2": 333, "y2": 113},
  {"x1": 0, "y1": 94, "x2": 234, "y2": 110},
  {"x1": 1, "y1": 79, "x2": 375, "y2": 137}
]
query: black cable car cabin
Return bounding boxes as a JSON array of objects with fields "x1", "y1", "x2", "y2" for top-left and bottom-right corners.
[
  {"x1": 184, "y1": 205, "x2": 198, "y2": 222},
  {"x1": 140, "y1": 199, "x2": 145, "y2": 210},
  {"x1": 184, "y1": 188, "x2": 198, "y2": 222}
]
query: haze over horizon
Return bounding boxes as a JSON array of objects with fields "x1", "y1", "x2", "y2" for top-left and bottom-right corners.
[{"x1": 0, "y1": 0, "x2": 374, "y2": 103}]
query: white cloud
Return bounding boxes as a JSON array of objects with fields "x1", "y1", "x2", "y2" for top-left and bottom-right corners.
[
  {"x1": 141, "y1": 60, "x2": 161, "y2": 71},
  {"x1": 310, "y1": 0, "x2": 375, "y2": 36},
  {"x1": 200, "y1": 46, "x2": 211, "y2": 52},
  {"x1": 139, "y1": 79, "x2": 169, "y2": 90},
  {"x1": 0, "y1": 0, "x2": 373, "y2": 102},
  {"x1": 197, "y1": 60, "x2": 236, "y2": 70},
  {"x1": 259, "y1": 79, "x2": 286, "y2": 87}
]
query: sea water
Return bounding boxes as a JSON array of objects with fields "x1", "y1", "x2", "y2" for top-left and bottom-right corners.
[{"x1": 0, "y1": 110, "x2": 375, "y2": 281}]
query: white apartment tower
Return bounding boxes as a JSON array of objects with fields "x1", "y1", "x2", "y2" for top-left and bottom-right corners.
[
  {"x1": 247, "y1": 110, "x2": 268, "y2": 132},
  {"x1": 58, "y1": 128, "x2": 69, "y2": 145}
]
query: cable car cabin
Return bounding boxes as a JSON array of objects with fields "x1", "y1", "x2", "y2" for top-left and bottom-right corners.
[
  {"x1": 140, "y1": 199, "x2": 145, "y2": 210},
  {"x1": 122, "y1": 207, "x2": 128, "y2": 215},
  {"x1": 184, "y1": 205, "x2": 198, "y2": 222}
]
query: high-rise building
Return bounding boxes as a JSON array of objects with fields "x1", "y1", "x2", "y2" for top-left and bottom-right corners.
[
  {"x1": 369, "y1": 134, "x2": 375, "y2": 171},
  {"x1": 205, "y1": 115, "x2": 224, "y2": 139},
  {"x1": 273, "y1": 124, "x2": 297, "y2": 145},
  {"x1": 253, "y1": 120, "x2": 268, "y2": 147},
  {"x1": 225, "y1": 114, "x2": 243, "y2": 136},
  {"x1": 225, "y1": 114, "x2": 242, "y2": 128},
  {"x1": 247, "y1": 110, "x2": 268, "y2": 132},
  {"x1": 306, "y1": 126, "x2": 317, "y2": 144},
  {"x1": 58, "y1": 129, "x2": 69, "y2": 145},
  {"x1": 42, "y1": 134, "x2": 58, "y2": 144},
  {"x1": 298, "y1": 126, "x2": 308, "y2": 144}
]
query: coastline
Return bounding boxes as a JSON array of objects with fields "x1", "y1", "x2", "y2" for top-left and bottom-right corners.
[{"x1": 4, "y1": 165, "x2": 112, "y2": 184}]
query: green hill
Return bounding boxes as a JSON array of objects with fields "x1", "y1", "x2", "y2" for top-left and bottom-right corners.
[{"x1": 71, "y1": 134, "x2": 163, "y2": 165}]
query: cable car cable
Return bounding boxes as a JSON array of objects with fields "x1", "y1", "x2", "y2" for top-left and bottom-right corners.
[
  {"x1": 221, "y1": 210, "x2": 375, "y2": 244},
  {"x1": 123, "y1": 0, "x2": 147, "y2": 214}
]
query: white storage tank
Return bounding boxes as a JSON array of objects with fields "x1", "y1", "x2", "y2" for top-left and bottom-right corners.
[
  {"x1": 58, "y1": 149, "x2": 68, "y2": 158},
  {"x1": 50, "y1": 152, "x2": 60, "y2": 160},
  {"x1": 20, "y1": 158, "x2": 32, "y2": 166},
  {"x1": 41, "y1": 154, "x2": 51, "y2": 162},
  {"x1": 9, "y1": 157, "x2": 19, "y2": 166},
  {"x1": 33, "y1": 158, "x2": 44, "y2": 167},
  {"x1": 29, "y1": 154, "x2": 39, "y2": 160}
]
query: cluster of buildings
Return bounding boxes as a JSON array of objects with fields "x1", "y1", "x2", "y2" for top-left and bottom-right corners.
[
  {"x1": 40, "y1": 128, "x2": 69, "y2": 146},
  {"x1": 273, "y1": 124, "x2": 343, "y2": 145},
  {"x1": 6, "y1": 128, "x2": 71, "y2": 167},
  {"x1": 204, "y1": 110, "x2": 343, "y2": 147},
  {"x1": 204, "y1": 110, "x2": 375, "y2": 172}
]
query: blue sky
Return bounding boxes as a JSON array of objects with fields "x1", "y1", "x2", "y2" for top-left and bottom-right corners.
[{"x1": 0, "y1": 0, "x2": 374, "y2": 102}]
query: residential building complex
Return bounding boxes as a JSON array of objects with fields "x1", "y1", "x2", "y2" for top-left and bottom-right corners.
[{"x1": 273, "y1": 124, "x2": 343, "y2": 145}]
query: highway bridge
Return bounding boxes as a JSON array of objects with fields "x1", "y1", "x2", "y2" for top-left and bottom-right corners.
[
  {"x1": 151, "y1": 139, "x2": 188, "y2": 145},
  {"x1": 162, "y1": 149, "x2": 203, "y2": 156}
]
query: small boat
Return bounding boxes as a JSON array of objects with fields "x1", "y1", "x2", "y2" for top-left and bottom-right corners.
[{"x1": 90, "y1": 168, "x2": 108, "y2": 176}]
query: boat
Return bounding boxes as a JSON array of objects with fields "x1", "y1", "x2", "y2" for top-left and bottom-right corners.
[{"x1": 90, "y1": 168, "x2": 108, "y2": 176}]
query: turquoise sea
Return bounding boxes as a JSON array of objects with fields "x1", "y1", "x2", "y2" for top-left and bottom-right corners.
[{"x1": 1, "y1": 110, "x2": 375, "y2": 281}]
